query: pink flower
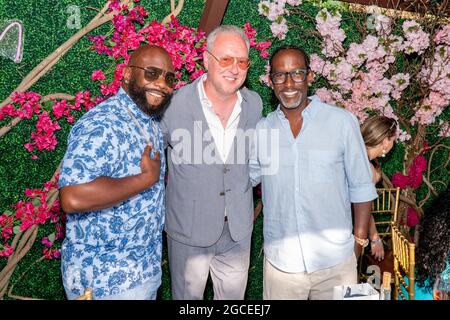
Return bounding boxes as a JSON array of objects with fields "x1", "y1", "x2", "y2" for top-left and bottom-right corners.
[
  {"x1": 43, "y1": 248, "x2": 61, "y2": 260},
  {"x1": 346, "y1": 43, "x2": 366, "y2": 67},
  {"x1": 374, "y1": 14, "x2": 392, "y2": 37},
  {"x1": 270, "y1": 18, "x2": 288, "y2": 40},
  {"x1": 392, "y1": 172, "x2": 410, "y2": 189},
  {"x1": 91, "y1": 70, "x2": 106, "y2": 81},
  {"x1": 41, "y1": 236, "x2": 53, "y2": 248},
  {"x1": 0, "y1": 244, "x2": 14, "y2": 257},
  {"x1": 310, "y1": 54, "x2": 326, "y2": 74},
  {"x1": 407, "y1": 154, "x2": 427, "y2": 189},
  {"x1": 406, "y1": 207, "x2": 420, "y2": 227},
  {"x1": 439, "y1": 121, "x2": 450, "y2": 138},
  {"x1": 403, "y1": 20, "x2": 430, "y2": 55},
  {"x1": 0, "y1": 104, "x2": 17, "y2": 119},
  {"x1": 433, "y1": 25, "x2": 450, "y2": 45},
  {"x1": 1, "y1": 225, "x2": 12, "y2": 241}
]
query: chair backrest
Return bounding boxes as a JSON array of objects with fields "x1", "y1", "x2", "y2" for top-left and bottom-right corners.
[
  {"x1": 75, "y1": 288, "x2": 93, "y2": 300},
  {"x1": 391, "y1": 222, "x2": 415, "y2": 300},
  {"x1": 371, "y1": 188, "x2": 400, "y2": 237}
]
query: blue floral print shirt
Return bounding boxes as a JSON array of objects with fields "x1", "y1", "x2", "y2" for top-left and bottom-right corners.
[{"x1": 59, "y1": 88, "x2": 165, "y2": 299}]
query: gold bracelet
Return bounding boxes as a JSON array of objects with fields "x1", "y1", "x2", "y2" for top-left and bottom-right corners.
[{"x1": 354, "y1": 235, "x2": 369, "y2": 248}]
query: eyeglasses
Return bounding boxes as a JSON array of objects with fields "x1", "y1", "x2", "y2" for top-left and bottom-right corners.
[
  {"x1": 129, "y1": 65, "x2": 176, "y2": 87},
  {"x1": 206, "y1": 50, "x2": 250, "y2": 70},
  {"x1": 270, "y1": 68, "x2": 309, "y2": 85}
]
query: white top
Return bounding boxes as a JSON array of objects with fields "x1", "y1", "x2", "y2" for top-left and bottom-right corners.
[
  {"x1": 197, "y1": 74, "x2": 242, "y2": 163},
  {"x1": 250, "y1": 96, "x2": 377, "y2": 273}
]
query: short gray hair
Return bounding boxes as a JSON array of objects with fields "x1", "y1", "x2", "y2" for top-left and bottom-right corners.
[{"x1": 206, "y1": 25, "x2": 250, "y2": 52}]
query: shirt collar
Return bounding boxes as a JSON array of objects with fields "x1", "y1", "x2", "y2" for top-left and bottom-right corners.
[
  {"x1": 276, "y1": 95, "x2": 321, "y2": 121},
  {"x1": 117, "y1": 86, "x2": 154, "y2": 122},
  {"x1": 197, "y1": 73, "x2": 243, "y2": 108}
]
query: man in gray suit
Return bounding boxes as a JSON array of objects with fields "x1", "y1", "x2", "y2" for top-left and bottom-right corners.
[{"x1": 161, "y1": 25, "x2": 263, "y2": 300}]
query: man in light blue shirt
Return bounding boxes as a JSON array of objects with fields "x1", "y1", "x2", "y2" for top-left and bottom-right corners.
[
  {"x1": 59, "y1": 45, "x2": 175, "y2": 299},
  {"x1": 250, "y1": 45, "x2": 377, "y2": 300}
]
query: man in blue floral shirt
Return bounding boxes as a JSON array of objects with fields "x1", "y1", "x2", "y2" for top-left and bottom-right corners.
[{"x1": 58, "y1": 45, "x2": 175, "y2": 300}]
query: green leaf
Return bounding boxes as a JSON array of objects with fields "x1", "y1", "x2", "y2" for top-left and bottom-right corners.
[
  {"x1": 13, "y1": 225, "x2": 22, "y2": 235},
  {"x1": 48, "y1": 233, "x2": 56, "y2": 243},
  {"x1": 31, "y1": 198, "x2": 41, "y2": 207},
  {"x1": 3, "y1": 210, "x2": 13, "y2": 216}
]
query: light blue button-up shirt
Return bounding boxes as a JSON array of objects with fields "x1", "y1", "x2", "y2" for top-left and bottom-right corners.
[
  {"x1": 250, "y1": 96, "x2": 377, "y2": 273},
  {"x1": 59, "y1": 88, "x2": 165, "y2": 298}
]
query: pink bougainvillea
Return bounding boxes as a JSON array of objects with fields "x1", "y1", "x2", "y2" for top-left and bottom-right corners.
[
  {"x1": 406, "y1": 207, "x2": 420, "y2": 227},
  {"x1": 392, "y1": 155, "x2": 428, "y2": 190}
]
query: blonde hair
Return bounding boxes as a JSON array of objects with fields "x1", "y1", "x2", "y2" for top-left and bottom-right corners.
[{"x1": 361, "y1": 116, "x2": 397, "y2": 148}]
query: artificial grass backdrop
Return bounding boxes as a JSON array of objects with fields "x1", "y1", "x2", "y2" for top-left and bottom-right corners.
[{"x1": 0, "y1": 0, "x2": 447, "y2": 300}]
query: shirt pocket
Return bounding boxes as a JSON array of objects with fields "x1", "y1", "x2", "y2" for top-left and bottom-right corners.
[{"x1": 307, "y1": 150, "x2": 339, "y2": 183}]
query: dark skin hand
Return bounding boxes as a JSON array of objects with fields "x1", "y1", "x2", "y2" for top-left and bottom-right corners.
[
  {"x1": 60, "y1": 145, "x2": 160, "y2": 213},
  {"x1": 353, "y1": 201, "x2": 372, "y2": 257}
]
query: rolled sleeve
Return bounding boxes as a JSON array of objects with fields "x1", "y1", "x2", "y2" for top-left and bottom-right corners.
[
  {"x1": 343, "y1": 114, "x2": 377, "y2": 203},
  {"x1": 349, "y1": 182, "x2": 378, "y2": 203}
]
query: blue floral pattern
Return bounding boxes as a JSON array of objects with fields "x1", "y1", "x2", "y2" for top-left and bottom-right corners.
[{"x1": 59, "y1": 88, "x2": 165, "y2": 299}]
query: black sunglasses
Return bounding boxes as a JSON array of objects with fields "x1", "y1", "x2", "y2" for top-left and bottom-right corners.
[{"x1": 129, "y1": 65, "x2": 176, "y2": 87}]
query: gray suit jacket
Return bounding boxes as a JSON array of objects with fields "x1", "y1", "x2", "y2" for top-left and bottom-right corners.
[{"x1": 161, "y1": 77, "x2": 263, "y2": 247}]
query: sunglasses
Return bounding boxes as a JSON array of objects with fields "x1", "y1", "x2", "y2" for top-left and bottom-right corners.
[
  {"x1": 206, "y1": 50, "x2": 250, "y2": 70},
  {"x1": 270, "y1": 68, "x2": 309, "y2": 85},
  {"x1": 129, "y1": 65, "x2": 176, "y2": 87}
]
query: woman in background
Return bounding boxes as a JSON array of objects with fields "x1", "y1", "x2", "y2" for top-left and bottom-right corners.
[{"x1": 360, "y1": 116, "x2": 397, "y2": 261}]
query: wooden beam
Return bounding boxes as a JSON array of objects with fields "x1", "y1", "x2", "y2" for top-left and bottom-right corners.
[
  {"x1": 198, "y1": 0, "x2": 229, "y2": 35},
  {"x1": 340, "y1": 0, "x2": 448, "y2": 15}
]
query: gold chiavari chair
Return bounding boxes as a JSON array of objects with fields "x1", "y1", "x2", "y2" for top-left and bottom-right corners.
[
  {"x1": 391, "y1": 222, "x2": 415, "y2": 300},
  {"x1": 358, "y1": 188, "x2": 400, "y2": 282},
  {"x1": 371, "y1": 187, "x2": 401, "y2": 237}
]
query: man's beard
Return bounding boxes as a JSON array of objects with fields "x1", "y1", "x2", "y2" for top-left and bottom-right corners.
[
  {"x1": 127, "y1": 78, "x2": 172, "y2": 118},
  {"x1": 280, "y1": 91, "x2": 307, "y2": 110}
]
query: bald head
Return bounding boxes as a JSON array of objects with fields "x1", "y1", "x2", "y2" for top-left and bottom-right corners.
[
  {"x1": 128, "y1": 45, "x2": 173, "y2": 68},
  {"x1": 122, "y1": 44, "x2": 175, "y2": 118}
]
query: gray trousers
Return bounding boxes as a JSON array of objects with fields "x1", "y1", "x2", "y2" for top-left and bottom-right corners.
[{"x1": 168, "y1": 221, "x2": 251, "y2": 300}]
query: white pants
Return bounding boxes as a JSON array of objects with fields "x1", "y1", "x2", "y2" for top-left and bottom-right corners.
[{"x1": 263, "y1": 253, "x2": 357, "y2": 300}]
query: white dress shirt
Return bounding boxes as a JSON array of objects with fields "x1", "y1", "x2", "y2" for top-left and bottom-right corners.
[
  {"x1": 250, "y1": 96, "x2": 377, "y2": 273},
  {"x1": 197, "y1": 74, "x2": 242, "y2": 163}
]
